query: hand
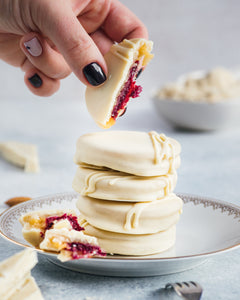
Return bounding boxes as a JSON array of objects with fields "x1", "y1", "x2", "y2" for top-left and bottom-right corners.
[{"x1": 0, "y1": 0, "x2": 147, "y2": 97}]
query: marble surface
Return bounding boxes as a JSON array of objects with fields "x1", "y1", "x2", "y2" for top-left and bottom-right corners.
[{"x1": 0, "y1": 0, "x2": 240, "y2": 299}]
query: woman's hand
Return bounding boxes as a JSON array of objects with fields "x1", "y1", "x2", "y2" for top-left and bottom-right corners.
[{"x1": 0, "y1": 0, "x2": 147, "y2": 96}]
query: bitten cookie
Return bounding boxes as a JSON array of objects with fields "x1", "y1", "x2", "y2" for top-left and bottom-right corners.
[{"x1": 85, "y1": 38, "x2": 153, "y2": 128}]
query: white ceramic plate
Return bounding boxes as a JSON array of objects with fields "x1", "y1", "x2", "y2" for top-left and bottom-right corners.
[
  {"x1": 0, "y1": 192, "x2": 240, "y2": 277},
  {"x1": 152, "y1": 70, "x2": 240, "y2": 131}
]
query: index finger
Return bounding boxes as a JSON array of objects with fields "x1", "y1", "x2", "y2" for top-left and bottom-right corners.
[{"x1": 102, "y1": 0, "x2": 148, "y2": 42}]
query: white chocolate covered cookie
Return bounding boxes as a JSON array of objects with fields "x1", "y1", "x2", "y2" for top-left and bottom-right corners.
[
  {"x1": 85, "y1": 38, "x2": 153, "y2": 128},
  {"x1": 0, "y1": 249, "x2": 43, "y2": 300},
  {"x1": 76, "y1": 193, "x2": 183, "y2": 234},
  {"x1": 72, "y1": 165, "x2": 177, "y2": 201},
  {"x1": 74, "y1": 131, "x2": 181, "y2": 176},
  {"x1": 81, "y1": 221, "x2": 176, "y2": 256}
]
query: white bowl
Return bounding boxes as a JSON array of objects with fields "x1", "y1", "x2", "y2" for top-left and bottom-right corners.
[
  {"x1": 152, "y1": 69, "x2": 240, "y2": 131},
  {"x1": 152, "y1": 97, "x2": 240, "y2": 131}
]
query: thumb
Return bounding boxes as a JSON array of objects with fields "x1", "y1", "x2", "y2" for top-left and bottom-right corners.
[{"x1": 40, "y1": 2, "x2": 107, "y2": 86}]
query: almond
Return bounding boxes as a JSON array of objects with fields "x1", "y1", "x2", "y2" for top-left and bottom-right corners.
[{"x1": 5, "y1": 196, "x2": 32, "y2": 207}]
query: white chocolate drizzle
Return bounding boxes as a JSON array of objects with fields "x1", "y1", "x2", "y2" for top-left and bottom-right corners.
[
  {"x1": 81, "y1": 167, "x2": 176, "y2": 198},
  {"x1": 124, "y1": 201, "x2": 152, "y2": 231},
  {"x1": 111, "y1": 39, "x2": 137, "y2": 62},
  {"x1": 81, "y1": 170, "x2": 134, "y2": 195},
  {"x1": 79, "y1": 218, "x2": 89, "y2": 228},
  {"x1": 148, "y1": 131, "x2": 175, "y2": 173},
  {"x1": 110, "y1": 39, "x2": 153, "y2": 65},
  {"x1": 124, "y1": 194, "x2": 181, "y2": 231},
  {"x1": 162, "y1": 171, "x2": 177, "y2": 196},
  {"x1": 82, "y1": 171, "x2": 111, "y2": 195},
  {"x1": 109, "y1": 175, "x2": 136, "y2": 186}
]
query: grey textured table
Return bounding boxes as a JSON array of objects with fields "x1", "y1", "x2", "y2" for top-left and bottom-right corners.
[{"x1": 0, "y1": 1, "x2": 240, "y2": 299}]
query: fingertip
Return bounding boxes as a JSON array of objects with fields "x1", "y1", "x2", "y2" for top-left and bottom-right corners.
[
  {"x1": 103, "y1": 1, "x2": 149, "y2": 43},
  {"x1": 40, "y1": 8, "x2": 108, "y2": 86},
  {"x1": 83, "y1": 62, "x2": 107, "y2": 86},
  {"x1": 20, "y1": 33, "x2": 43, "y2": 57},
  {"x1": 90, "y1": 30, "x2": 113, "y2": 56},
  {"x1": 24, "y1": 70, "x2": 60, "y2": 97},
  {"x1": 123, "y1": 21, "x2": 148, "y2": 40},
  {"x1": 20, "y1": 33, "x2": 72, "y2": 80},
  {"x1": 136, "y1": 25, "x2": 149, "y2": 40}
]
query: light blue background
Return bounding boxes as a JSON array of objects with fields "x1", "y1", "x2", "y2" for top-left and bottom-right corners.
[{"x1": 0, "y1": 1, "x2": 239, "y2": 299}]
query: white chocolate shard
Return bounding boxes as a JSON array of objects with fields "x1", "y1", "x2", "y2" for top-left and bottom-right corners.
[
  {"x1": 0, "y1": 141, "x2": 39, "y2": 172},
  {"x1": 0, "y1": 249, "x2": 37, "y2": 285},
  {"x1": 8, "y1": 276, "x2": 44, "y2": 300},
  {"x1": 0, "y1": 249, "x2": 43, "y2": 300},
  {"x1": 85, "y1": 38, "x2": 153, "y2": 128},
  {"x1": 156, "y1": 67, "x2": 240, "y2": 102}
]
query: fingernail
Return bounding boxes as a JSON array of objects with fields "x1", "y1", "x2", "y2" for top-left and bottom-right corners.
[
  {"x1": 24, "y1": 37, "x2": 42, "y2": 57},
  {"x1": 28, "y1": 74, "x2": 42, "y2": 88},
  {"x1": 136, "y1": 68, "x2": 143, "y2": 79},
  {"x1": 83, "y1": 62, "x2": 106, "y2": 86}
]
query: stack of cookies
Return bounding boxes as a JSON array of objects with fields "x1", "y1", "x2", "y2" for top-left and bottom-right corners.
[{"x1": 73, "y1": 131, "x2": 183, "y2": 256}]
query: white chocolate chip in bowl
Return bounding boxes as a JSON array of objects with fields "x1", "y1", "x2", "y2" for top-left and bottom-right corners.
[{"x1": 152, "y1": 68, "x2": 240, "y2": 131}]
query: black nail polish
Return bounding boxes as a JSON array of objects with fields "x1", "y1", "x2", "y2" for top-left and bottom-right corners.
[
  {"x1": 83, "y1": 62, "x2": 106, "y2": 86},
  {"x1": 28, "y1": 73, "x2": 42, "y2": 88}
]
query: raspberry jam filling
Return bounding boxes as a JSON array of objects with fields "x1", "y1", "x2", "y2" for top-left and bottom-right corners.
[
  {"x1": 66, "y1": 242, "x2": 106, "y2": 260},
  {"x1": 111, "y1": 60, "x2": 142, "y2": 120},
  {"x1": 45, "y1": 214, "x2": 84, "y2": 231}
]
